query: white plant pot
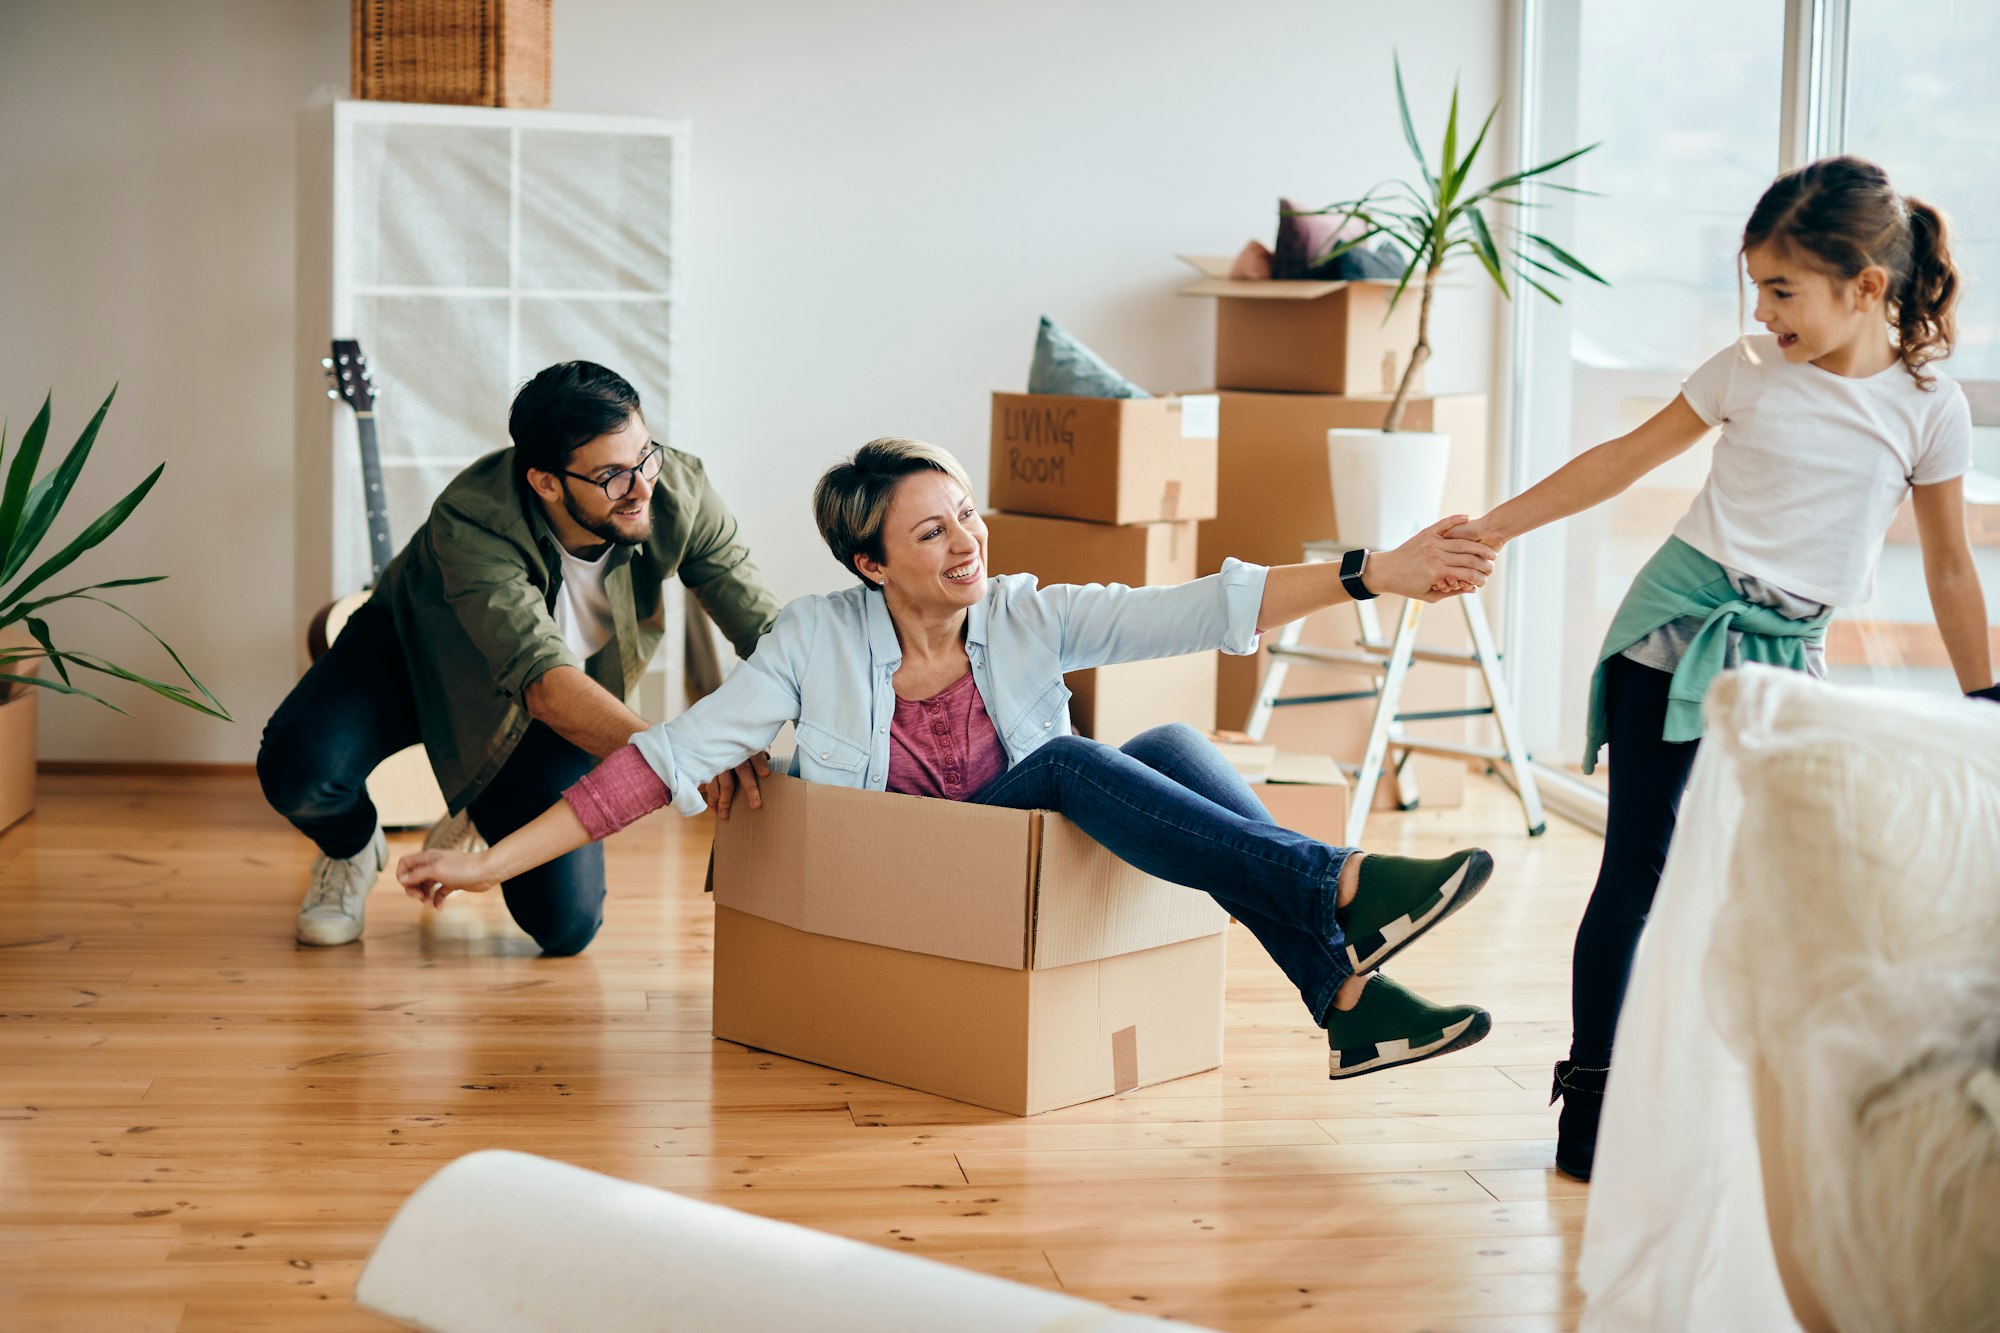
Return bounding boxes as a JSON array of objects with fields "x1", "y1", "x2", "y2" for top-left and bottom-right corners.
[{"x1": 1327, "y1": 427, "x2": 1452, "y2": 551}]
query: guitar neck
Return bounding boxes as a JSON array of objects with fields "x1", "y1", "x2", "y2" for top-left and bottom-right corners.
[{"x1": 354, "y1": 411, "x2": 394, "y2": 584}]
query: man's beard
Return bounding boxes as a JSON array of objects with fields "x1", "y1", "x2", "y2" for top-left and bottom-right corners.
[{"x1": 562, "y1": 486, "x2": 653, "y2": 545}]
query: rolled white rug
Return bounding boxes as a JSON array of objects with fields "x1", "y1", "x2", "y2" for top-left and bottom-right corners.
[{"x1": 357, "y1": 1149, "x2": 1216, "y2": 1333}]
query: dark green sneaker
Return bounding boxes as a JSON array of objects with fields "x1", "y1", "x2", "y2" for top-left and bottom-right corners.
[
  {"x1": 1324, "y1": 974, "x2": 1491, "y2": 1079},
  {"x1": 1338, "y1": 848, "x2": 1494, "y2": 973}
]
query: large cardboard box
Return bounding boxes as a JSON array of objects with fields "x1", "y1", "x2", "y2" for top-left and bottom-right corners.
[
  {"x1": 982, "y1": 511, "x2": 1198, "y2": 590},
  {"x1": 0, "y1": 683, "x2": 36, "y2": 834},
  {"x1": 1199, "y1": 390, "x2": 1492, "y2": 810},
  {"x1": 988, "y1": 392, "x2": 1219, "y2": 525},
  {"x1": 1177, "y1": 256, "x2": 1424, "y2": 396},
  {"x1": 1068, "y1": 653, "x2": 1217, "y2": 748},
  {"x1": 1210, "y1": 741, "x2": 1351, "y2": 846},
  {"x1": 711, "y1": 774, "x2": 1228, "y2": 1116}
]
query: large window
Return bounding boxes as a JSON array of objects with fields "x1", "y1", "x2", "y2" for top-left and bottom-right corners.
[{"x1": 1509, "y1": 0, "x2": 2000, "y2": 797}]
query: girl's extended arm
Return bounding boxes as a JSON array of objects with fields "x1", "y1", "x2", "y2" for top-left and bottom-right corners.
[
  {"x1": 1454, "y1": 395, "x2": 1713, "y2": 549},
  {"x1": 1912, "y1": 476, "x2": 1995, "y2": 693}
]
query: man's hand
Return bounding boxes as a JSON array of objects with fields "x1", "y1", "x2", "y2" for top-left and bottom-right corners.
[
  {"x1": 397, "y1": 849, "x2": 499, "y2": 910},
  {"x1": 1424, "y1": 514, "x2": 1509, "y2": 596},
  {"x1": 699, "y1": 751, "x2": 773, "y2": 821},
  {"x1": 1363, "y1": 515, "x2": 1498, "y2": 604}
]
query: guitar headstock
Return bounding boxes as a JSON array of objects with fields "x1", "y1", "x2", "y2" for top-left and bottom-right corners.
[{"x1": 322, "y1": 338, "x2": 377, "y2": 414}]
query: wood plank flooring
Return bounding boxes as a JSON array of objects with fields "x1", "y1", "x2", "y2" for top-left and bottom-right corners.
[{"x1": 1, "y1": 770, "x2": 1599, "y2": 1331}]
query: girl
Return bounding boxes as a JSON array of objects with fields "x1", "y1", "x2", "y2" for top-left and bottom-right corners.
[{"x1": 1446, "y1": 155, "x2": 1994, "y2": 1180}]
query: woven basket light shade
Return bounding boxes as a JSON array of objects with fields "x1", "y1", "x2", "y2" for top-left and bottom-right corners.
[{"x1": 351, "y1": 0, "x2": 551, "y2": 108}]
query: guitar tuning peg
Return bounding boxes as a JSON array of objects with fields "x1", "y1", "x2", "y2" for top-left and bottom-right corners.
[
  {"x1": 321, "y1": 357, "x2": 334, "y2": 369},
  {"x1": 326, "y1": 388, "x2": 339, "y2": 399},
  {"x1": 338, "y1": 354, "x2": 349, "y2": 365}
]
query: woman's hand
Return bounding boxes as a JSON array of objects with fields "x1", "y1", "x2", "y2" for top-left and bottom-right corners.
[
  {"x1": 1364, "y1": 515, "x2": 1498, "y2": 603},
  {"x1": 398, "y1": 849, "x2": 500, "y2": 910}
]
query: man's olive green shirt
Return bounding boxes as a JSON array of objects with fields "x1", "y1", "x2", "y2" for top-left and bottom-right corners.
[{"x1": 374, "y1": 446, "x2": 781, "y2": 811}]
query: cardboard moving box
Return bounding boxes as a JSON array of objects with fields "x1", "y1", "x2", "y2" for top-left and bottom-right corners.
[
  {"x1": 988, "y1": 392, "x2": 1219, "y2": 526},
  {"x1": 1199, "y1": 389, "x2": 1491, "y2": 809},
  {"x1": 982, "y1": 511, "x2": 1199, "y2": 591},
  {"x1": 1067, "y1": 653, "x2": 1217, "y2": 749},
  {"x1": 1209, "y1": 741, "x2": 1351, "y2": 846},
  {"x1": 711, "y1": 774, "x2": 1228, "y2": 1116},
  {"x1": 1177, "y1": 255, "x2": 1424, "y2": 396},
  {"x1": 0, "y1": 682, "x2": 37, "y2": 835}
]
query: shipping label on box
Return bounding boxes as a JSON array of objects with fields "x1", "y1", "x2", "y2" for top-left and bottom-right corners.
[{"x1": 988, "y1": 393, "x2": 1219, "y2": 525}]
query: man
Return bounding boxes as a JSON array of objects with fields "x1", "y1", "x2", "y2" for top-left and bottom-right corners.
[{"x1": 259, "y1": 361, "x2": 780, "y2": 953}]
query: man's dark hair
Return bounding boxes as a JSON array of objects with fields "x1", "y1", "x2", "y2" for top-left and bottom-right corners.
[{"x1": 508, "y1": 362, "x2": 642, "y2": 480}]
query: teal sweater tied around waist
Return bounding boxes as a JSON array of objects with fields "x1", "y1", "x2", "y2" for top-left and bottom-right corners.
[{"x1": 1583, "y1": 537, "x2": 1831, "y2": 773}]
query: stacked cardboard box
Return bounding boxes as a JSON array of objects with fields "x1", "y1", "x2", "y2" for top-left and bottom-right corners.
[
  {"x1": 984, "y1": 391, "x2": 1222, "y2": 746},
  {"x1": 1179, "y1": 258, "x2": 1491, "y2": 810}
]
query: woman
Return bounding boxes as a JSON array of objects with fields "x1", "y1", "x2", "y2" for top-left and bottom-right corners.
[{"x1": 400, "y1": 438, "x2": 1503, "y2": 1078}]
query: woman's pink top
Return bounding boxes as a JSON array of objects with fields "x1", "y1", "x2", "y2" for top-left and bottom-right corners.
[
  {"x1": 561, "y1": 672, "x2": 1007, "y2": 840},
  {"x1": 885, "y1": 670, "x2": 1006, "y2": 801}
]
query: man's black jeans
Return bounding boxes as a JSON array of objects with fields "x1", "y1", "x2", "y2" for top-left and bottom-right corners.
[{"x1": 257, "y1": 602, "x2": 605, "y2": 955}]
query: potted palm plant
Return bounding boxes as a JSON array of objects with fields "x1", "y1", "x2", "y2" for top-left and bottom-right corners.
[
  {"x1": 0, "y1": 388, "x2": 229, "y2": 830},
  {"x1": 1303, "y1": 56, "x2": 1605, "y2": 548}
]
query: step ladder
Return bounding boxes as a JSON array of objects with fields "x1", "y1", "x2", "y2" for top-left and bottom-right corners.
[{"x1": 1245, "y1": 540, "x2": 1546, "y2": 847}]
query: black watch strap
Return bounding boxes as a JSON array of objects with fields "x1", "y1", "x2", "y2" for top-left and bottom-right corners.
[{"x1": 1339, "y1": 547, "x2": 1378, "y2": 600}]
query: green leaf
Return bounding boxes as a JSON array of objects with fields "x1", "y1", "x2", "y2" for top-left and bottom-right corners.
[
  {"x1": 1466, "y1": 207, "x2": 1509, "y2": 297},
  {"x1": 69, "y1": 594, "x2": 229, "y2": 719},
  {"x1": 1393, "y1": 53, "x2": 1435, "y2": 190},
  {"x1": 64, "y1": 653, "x2": 226, "y2": 720},
  {"x1": 1, "y1": 385, "x2": 116, "y2": 585},
  {"x1": 1448, "y1": 102, "x2": 1502, "y2": 201},
  {"x1": 1514, "y1": 249, "x2": 1570, "y2": 281},
  {"x1": 0, "y1": 463, "x2": 162, "y2": 615},
  {"x1": 0, "y1": 574, "x2": 168, "y2": 622},
  {"x1": 23, "y1": 617, "x2": 68, "y2": 685},
  {"x1": 1440, "y1": 80, "x2": 1461, "y2": 206},
  {"x1": 1513, "y1": 265, "x2": 1564, "y2": 304},
  {"x1": 1463, "y1": 142, "x2": 1601, "y2": 211},
  {"x1": 0, "y1": 394, "x2": 52, "y2": 562},
  {"x1": 0, "y1": 670, "x2": 122, "y2": 712},
  {"x1": 1525, "y1": 232, "x2": 1609, "y2": 284},
  {"x1": 1383, "y1": 250, "x2": 1424, "y2": 316}
]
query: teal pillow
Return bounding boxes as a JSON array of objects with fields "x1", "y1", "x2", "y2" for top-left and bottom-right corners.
[{"x1": 1026, "y1": 316, "x2": 1150, "y2": 399}]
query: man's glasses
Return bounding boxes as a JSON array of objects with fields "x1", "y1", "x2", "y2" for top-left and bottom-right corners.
[{"x1": 559, "y1": 442, "x2": 665, "y2": 502}]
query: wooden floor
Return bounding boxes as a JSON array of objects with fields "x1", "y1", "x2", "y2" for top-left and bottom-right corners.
[{"x1": 1, "y1": 770, "x2": 1599, "y2": 1332}]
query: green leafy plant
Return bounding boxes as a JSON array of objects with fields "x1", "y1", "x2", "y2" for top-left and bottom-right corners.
[
  {"x1": 1302, "y1": 55, "x2": 1606, "y2": 432},
  {"x1": 0, "y1": 388, "x2": 229, "y2": 718}
]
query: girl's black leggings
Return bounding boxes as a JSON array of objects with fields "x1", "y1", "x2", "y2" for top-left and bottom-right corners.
[{"x1": 1570, "y1": 653, "x2": 1702, "y2": 1066}]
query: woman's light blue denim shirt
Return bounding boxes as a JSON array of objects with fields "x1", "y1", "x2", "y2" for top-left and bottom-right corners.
[{"x1": 632, "y1": 559, "x2": 1270, "y2": 815}]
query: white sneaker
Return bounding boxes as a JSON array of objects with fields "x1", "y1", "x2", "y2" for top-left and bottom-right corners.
[
  {"x1": 422, "y1": 808, "x2": 487, "y2": 855},
  {"x1": 296, "y1": 826, "x2": 387, "y2": 946}
]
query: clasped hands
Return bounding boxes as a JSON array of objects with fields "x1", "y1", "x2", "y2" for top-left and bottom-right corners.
[{"x1": 1373, "y1": 514, "x2": 1501, "y2": 603}]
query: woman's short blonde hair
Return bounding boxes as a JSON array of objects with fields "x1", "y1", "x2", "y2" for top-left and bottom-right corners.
[{"x1": 813, "y1": 438, "x2": 976, "y2": 590}]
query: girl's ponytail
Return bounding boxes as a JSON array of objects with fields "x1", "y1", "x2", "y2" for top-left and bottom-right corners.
[{"x1": 1897, "y1": 195, "x2": 1959, "y2": 379}]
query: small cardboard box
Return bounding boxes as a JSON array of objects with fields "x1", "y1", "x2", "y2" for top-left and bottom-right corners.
[
  {"x1": 711, "y1": 774, "x2": 1228, "y2": 1116},
  {"x1": 1068, "y1": 653, "x2": 1217, "y2": 749},
  {"x1": 988, "y1": 392, "x2": 1219, "y2": 525},
  {"x1": 1198, "y1": 389, "x2": 1492, "y2": 808},
  {"x1": 1177, "y1": 255, "x2": 1425, "y2": 396},
  {"x1": 0, "y1": 677, "x2": 39, "y2": 835},
  {"x1": 1209, "y1": 741, "x2": 1351, "y2": 845},
  {"x1": 982, "y1": 511, "x2": 1199, "y2": 590}
]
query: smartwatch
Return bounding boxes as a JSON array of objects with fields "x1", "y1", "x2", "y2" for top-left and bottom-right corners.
[{"x1": 1339, "y1": 547, "x2": 1378, "y2": 600}]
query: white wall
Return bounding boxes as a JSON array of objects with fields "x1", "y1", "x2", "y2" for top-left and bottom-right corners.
[{"x1": 0, "y1": 0, "x2": 1505, "y2": 763}]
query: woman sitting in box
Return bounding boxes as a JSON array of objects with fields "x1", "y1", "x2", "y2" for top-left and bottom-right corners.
[{"x1": 398, "y1": 439, "x2": 1501, "y2": 1078}]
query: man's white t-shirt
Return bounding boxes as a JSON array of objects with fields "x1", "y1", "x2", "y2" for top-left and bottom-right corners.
[
  {"x1": 553, "y1": 542, "x2": 617, "y2": 662},
  {"x1": 1673, "y1": 334, "x2": 1972, "y2": 606}
]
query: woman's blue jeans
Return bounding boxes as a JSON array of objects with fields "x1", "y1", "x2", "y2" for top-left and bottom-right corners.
[{"x1": 972, "y1": 723, "x2": 1355, "y2": 1023}]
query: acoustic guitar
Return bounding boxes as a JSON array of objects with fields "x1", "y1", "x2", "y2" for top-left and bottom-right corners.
[{"x1": 314, "y1": 339, "x2": 448, "y2": 831}]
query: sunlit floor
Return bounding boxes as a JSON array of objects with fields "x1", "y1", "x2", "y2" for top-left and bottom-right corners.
[{"x1": 1, "y1": 768, "x2": 1598, "y2": 1332}]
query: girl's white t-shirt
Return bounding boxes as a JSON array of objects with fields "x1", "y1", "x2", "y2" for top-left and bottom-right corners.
[
  {"x1": 1673, "y1": 334, "x2": 1972, "y2": 606},
  {"x1": 553, "y1": 542, "x2": 617, "y2": 662}
]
